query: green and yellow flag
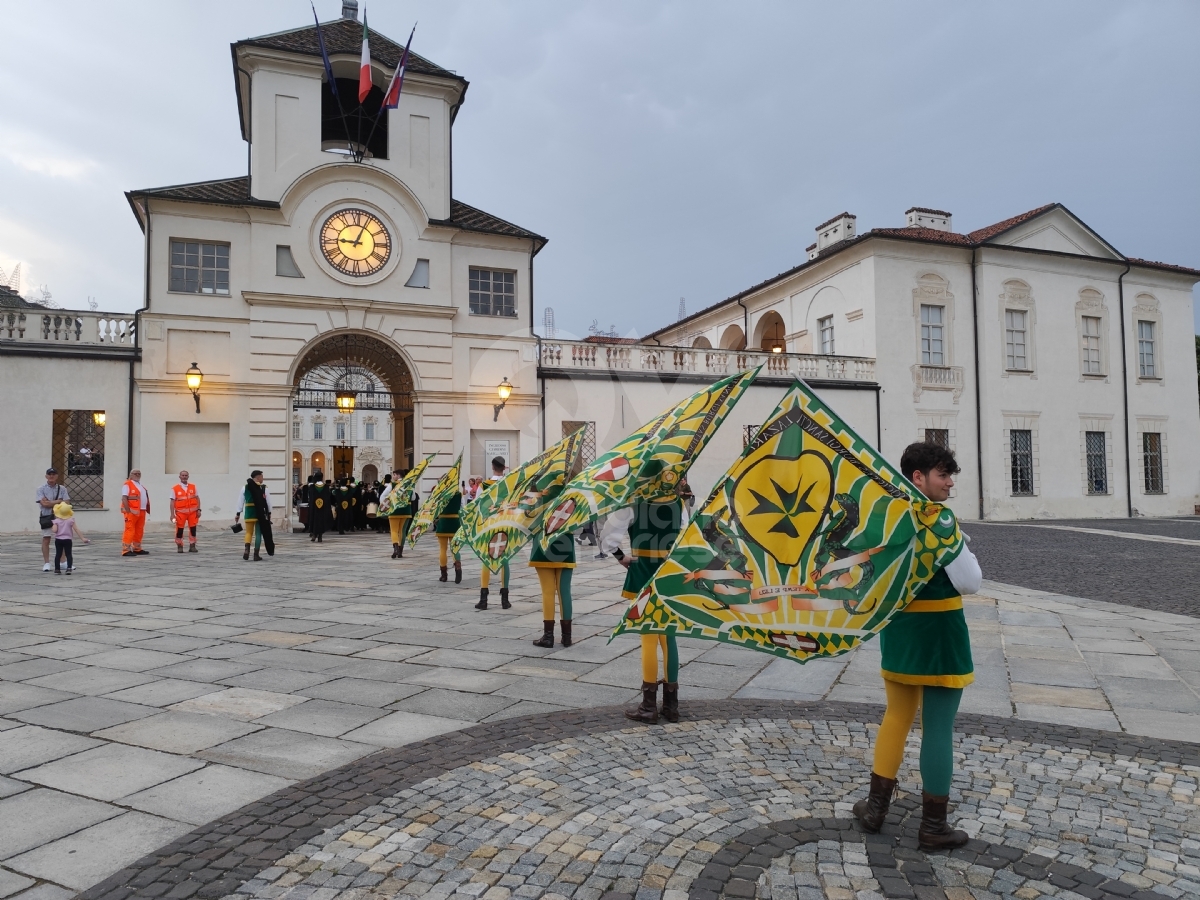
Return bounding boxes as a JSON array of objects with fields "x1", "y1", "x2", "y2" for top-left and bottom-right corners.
[
  {"x1": 453, "y1": 426, "x2": 586, "y2": 571},
  {"x1": 407, "y1": 452, "x2": 462, "y2": 547},
  {"x1": 536, "y1": 368, "x2": 760, "y2": 544},
  {"x1": 378, "y1": 453, "x2": 437, "y2": 517},
  {"x1": 613, "y1": 380, "x2": 964, "y2": 664}
]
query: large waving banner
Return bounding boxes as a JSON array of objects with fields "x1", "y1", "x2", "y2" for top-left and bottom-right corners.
[
  {"x1": 453, "y1": 426, "x2": 586, "y2": 571},
  {"x1": 536, "y1": 368, "x2": 760, "y2": 543},
  {"x1": 613, "y1": 380, "x2": 964, "y2": 664},
  {"x1": 378, "y1": 453, "x2": 437, "y2": 516},
  {"x1": 407, "y1": 452, "x2": 462, "y2": 547}
]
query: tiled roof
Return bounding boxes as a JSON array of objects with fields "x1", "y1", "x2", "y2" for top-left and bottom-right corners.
[
  {"x1": 432, "y1": 200, "x2": 547, "y2": 248},
  {"x1": 866, "y1": 226, "x2": 973, "y2": 246},
  {"x1": 0, "y1": 285, "x2": 46, "y2": 310},
  {"x1": 1127, "y1": 257, "x2": 1200, "y2": 278},
  {"x1": 128, "y1": 176, "x2": 280, "y2": 208},
  {"x1": 815, "y1": 211, "x2": 856, "y2": 230},
  {"x1": 237, "y1": 19, "x2": 462, "y2": 83},
  {"x1": 966, "y1": 203, "x2": 1057, "y2": 242},
  {"x1": 905, "y1": 206, "x2": 952, "y2": 217}
]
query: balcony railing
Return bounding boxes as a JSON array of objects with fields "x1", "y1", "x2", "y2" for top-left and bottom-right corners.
[
  {"x1": 538, "y1": 340, "x2": 875, "y2": 382},
  {"x1": 0, "y1": 310, "x2": 137, "y2": 346}
]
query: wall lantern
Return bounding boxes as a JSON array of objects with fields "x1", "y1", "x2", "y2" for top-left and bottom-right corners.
[
  {"x1": 493, "y1": 377, "x2": 512, "y2": 422},
  {"x1": 185, "y1": 362, "x2": 203, "y2": 413},
  {"x1": 92, "y1": 411, "x2": 107, "y2": 427},
  {"x1": 770, "y1": 345, "x2": 783, "y2": 354},
  {"x1": 335, "y1": 390, "x2": 357, "y2": 414}
]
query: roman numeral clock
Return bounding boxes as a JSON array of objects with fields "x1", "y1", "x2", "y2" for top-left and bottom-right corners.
[{"x1": 319, "y1": 208, "x2": 391, "y2": 277}]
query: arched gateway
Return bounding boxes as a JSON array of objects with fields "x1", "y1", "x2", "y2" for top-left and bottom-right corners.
[{"x1": 291, "y1": 331, "x2": 416, "y2": 495}]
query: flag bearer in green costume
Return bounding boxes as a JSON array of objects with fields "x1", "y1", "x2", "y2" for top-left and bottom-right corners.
[
  {"x1": 853, "y1": 441, "x2": 981, "y2": 852},
  {"x1": 602, "y1": 494, "x2": 684, "y2": 724},
  {"x1": 476, "y1": 457, "x2": 512, "y2": 610},
  {"x1": 436, "y1": 490, "x2": 463, "y2": 583},
  {"x1": 530, "y1": 530, "x2": 575, "y2": 646}
]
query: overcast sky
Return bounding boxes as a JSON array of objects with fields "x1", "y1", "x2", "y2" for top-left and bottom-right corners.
[{"x1": 1, "y1": 0, "x2": 1197, "y2": 336}]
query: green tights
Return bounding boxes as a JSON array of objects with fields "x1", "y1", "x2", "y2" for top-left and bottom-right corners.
[{"x1": 871, "y1": 680, "x2": 963, "y2": 796}]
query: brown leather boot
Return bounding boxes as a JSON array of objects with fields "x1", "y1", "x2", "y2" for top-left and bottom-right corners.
[
  {"x1": 500, "y1": 588, "x2": 511, "y2": 609},
  {"x1": 391, "y1": 543, "x2": 400, "y2": 559},
  {"x1": 559, "y1": 619, "x2": 572, "y2": 647},
  {"x1": 243, "y1": 547, "x2": 250, "y2": 561},
  {"x1": 439, "y1": 566, "x2": 448, "y2": 582},
  {"x1": 852, "y1": 773, "x2": 897, "y2": 833},
  {"x1": 253, "y1": 548, "x2": 263, "y2": 561},
  {"x1": 177, "y1": 543, "x2": 184, "y2": 553},
  {"x1": 453, "y1": 560, "x2": 462, "y2": 584},
  {"x1": 475, "y1": 588, "x2": 489, "y2": 610},
  {"x1": 918, "y1": 792, "x2": 969, "y2": 851},
  {"x1": 624, "y1": 681, "x2": 659, "y2": 724},
  {"x1": 532, "y1": 620, "x2": 554, "y2": 647},
  {"x1": 661, "y1": 682, "x2": 679, "y2": 722}
]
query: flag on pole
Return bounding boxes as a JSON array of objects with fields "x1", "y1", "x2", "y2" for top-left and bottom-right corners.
[
  {"x1": 358, "y1": 12, "x2": 372, "y2": 102},
  {"x1": 382, "y1": 25, "x2": 416, "y2": 110},
  {"x1": 378, "y1": 452, "x2": 436, "y2": 517},
  {"x1": 612, "y1": 380, "x2": 965, "y2": 665},
  {"x1": 312, "y1": 4, "x2": 340, "y2": 102},
  {"x1": 407, "y1": 452, "x2": 462, "y2": 547},
  {"x1": 535, "y1": 368, "x2": 760, "y2": 543},
  {"x1": 453, "y1": 425, "x2": 586, "y2": 571}
]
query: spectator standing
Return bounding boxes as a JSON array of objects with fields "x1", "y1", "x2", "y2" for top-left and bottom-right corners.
[
  {"x1": 36, "y1": 468, "x2": 69, "y2": 572},
  {"x1": 121, "y1": 468, "x2": 150, "y2": 556},
  {"x1": 170, "y1": 470, "x2": 201, "y2": 553},
  {"x1": 51, "y1": 502, "x2": 89, "y2": 573}
]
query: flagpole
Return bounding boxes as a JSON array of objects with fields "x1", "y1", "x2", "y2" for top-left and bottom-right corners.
[{"x1": 361, "y1": 24, "x2": 415, "y2": 165}]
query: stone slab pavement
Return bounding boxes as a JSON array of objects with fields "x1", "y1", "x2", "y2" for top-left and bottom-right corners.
[{"x1": 0, "y1": 527, "x2": 1197, "y2": 896}]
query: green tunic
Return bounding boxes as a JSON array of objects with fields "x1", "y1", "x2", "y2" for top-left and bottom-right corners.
[
  {"x1": 621, "y1": 500, "x2": 682, "y2": 599},
  {"x1": 434, "y1": 492, "x2": 462, "y2": 537},
  {"x1": 531, "y1": 532, "x2": 576, "y2": 568},
  {"x1": 878, "y1": 566, "x2": 974, "y2": 688},
  {"x1": 242, "y1": 485, "x2": 258, "y2": 522}
]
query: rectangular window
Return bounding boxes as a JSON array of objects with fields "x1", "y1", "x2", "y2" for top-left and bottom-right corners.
[
  {"x1": 1010, "y1": 429, "x2": 1034, "y2": 496},
  {"x1": 365, "y1": 422, "x2": 375, "y2": 441},
  {"x1": 1005, "y1": 309, "x2": 1028, "y2": 370},
  {"x1": 313, "y1": 421, "x2": 324, "y2": 440},
  {"x1": 169, "y1": 240, "x2": 230, "y2": 294},
  {"x1": 1082, "y1": 316, "x2": 1102, "y2": 374},
  {"x1": 292, "y1": 420, "x2": 301, "y2": 441},
  {"x1": 925, "y1": 429, "x2": 949, "y2": 448},
  {"x1": 1138, "y1": 320, "x2": 1156, "y2": 377},
  {"x1": 469, "y1": 268, "x2": 517, "y2": 317},
  {"x1": 51, "y1": 410, "x2": 106, "y2": 509},
  {"x1": 1143, "y1": 432, "x2": 1164, "y2": 494},
  {"x1": 818, "y1": 316, "x2": 835, "y2": 355},
  {"x1": 1085, "y1": 431, "x2": 1107, "y2": 494},
  {"x1": 336, "y1": 421, "x2": 346, "y2": 441},
  {"x1": 920, "y1": 305, "x2": 944, "y2": 365}
]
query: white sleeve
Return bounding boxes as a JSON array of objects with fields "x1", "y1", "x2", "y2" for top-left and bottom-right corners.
[
  {"x1": 944, "y1": 543, "x2": 982, "y2": 596},
  {"x1": 122, "y1": 483, "x2": 131, "y2": 497},
  {"x1": 599, "y1": 507, "x2": 635, "y2": 554},
  {"x1": 263, "y1": 487, "x2": 272, "y2": 512},
  {"x1": 235, "y1": 490, "x2": 245, "y2": 512}
]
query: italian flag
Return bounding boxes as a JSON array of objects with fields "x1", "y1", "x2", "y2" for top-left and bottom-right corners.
[{"x1": 358, "y1": 13, "x2": 371, "y2": 102}]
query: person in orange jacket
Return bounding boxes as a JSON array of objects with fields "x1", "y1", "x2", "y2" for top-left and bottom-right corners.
[
  {"x1": 120, "y1": 468, "x2": 150, "y2": 557},
  {"x1": 169, "y1": 470, "x2": 201, "y2": 553}
]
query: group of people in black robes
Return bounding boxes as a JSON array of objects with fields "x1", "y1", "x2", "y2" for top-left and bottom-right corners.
[{"x1": 296, "y1": 471, "x2": 413, "y2": 542}]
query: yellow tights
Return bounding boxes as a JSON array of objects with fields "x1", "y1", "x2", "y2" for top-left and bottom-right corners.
[{"x1": 640, "y1": 633, "x2": 679, "y2": 683}]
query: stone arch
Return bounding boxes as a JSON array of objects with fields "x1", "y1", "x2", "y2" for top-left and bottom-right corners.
[
  {"x1": 362, "y1": 464, "x2": 379, "y2": 484},
  {"x1": 719, "y1": 324, "x2": 746, "y2": 350},
  {"x1": 691, "y1": 335, "x2": 712, "y2": 349},
  {"x1": 754, "y1": 310, "x2": 786, "y2": 352},
  {"x1": 310, "y1": 451, "x2": 327, "y2": 480}
]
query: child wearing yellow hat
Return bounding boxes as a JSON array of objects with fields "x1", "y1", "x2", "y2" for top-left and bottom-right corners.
[{"x1": 51, "y1": 502, "x2": 89, "y2": 574}]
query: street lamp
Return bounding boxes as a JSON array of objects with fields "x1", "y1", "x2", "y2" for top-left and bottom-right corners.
[
  {"x1": 493, "y1": 377, "x2": 512, "y2": 422},
  {"x1": 335, "y1": 390, "x2": 357, "y2": 414},
  {"x1": 92, "y1": 411, "x2": 106, "y2": 427},
  {"x1": 185, "y1": 362, "x2": 203, "y2": 413}
]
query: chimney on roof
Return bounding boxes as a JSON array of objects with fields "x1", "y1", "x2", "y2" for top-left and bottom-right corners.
[
  {"x1": 905, "y1": 207, "x2": 953, "y2": 232},
  {"x1": 341, "y1": 0, "x2": 359, "y2": 20},
  {"x1": 814, "y1": 213, "x2": 856, "y2": 254}
]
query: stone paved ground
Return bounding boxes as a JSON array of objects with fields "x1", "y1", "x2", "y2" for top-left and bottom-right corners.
[
  {"x1": 969, "y1": 520, "x2": 1200, "y2": 617},
  {"x1": 1, "y1": 526, "x2": 1198, "y2": 897}
]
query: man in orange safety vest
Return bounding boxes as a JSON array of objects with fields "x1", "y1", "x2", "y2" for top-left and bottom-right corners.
[
  {"x1": 170, "y1": 470, "x2": 201, "y2": 553},
  {"x1": 120, "y1": 468, "x2": 150, "y2": 557}
]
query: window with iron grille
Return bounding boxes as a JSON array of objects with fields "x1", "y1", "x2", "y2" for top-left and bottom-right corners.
[
  {"x1": 313, "y1": 421, "x2": 324, "y2": 440},
  {"x1": 1010, "y1": 429, "x2": 1034, "y2": 495},
  {"x1": 1081, "y1": 315, "x2": 1102, "y2": 374},
  {"x1": 743, "y1": 424, "x2": 759, "y2": 448},
  {"x1": 920, "y1": 305, "x2": 944, "y2": 365},
  {"x1": 469, "y1": 268, "x2": 517, "y2": 317},
  {"x1": 365, "y1": 421, "x2": 376, "y2": 441},
  {"x1": 1138, "y1": 320, "x2": 1156, "y2": 377},
  {"x1": 169, "y1": 240, "x2": 230, "y2": 294},
  {"x1": 924, "y1": 428, "x2": 949, "y2": 448},
  {"x1": 1143, "y1": 432, "x2": 1164, "y2": 494},
  {"x1": 1005, "y1": 309, "x2": 1028, "y2": 370},
  {"x1": 292, "y1": 419, "x2": 301, "y2": 441},
  {"x1": 1085, "y1": 431, "x2": 1107, "y2": 494},
  {"x1": 51, "y1": 410, "x2": 106, "y2": 509},
  {"x1": 562, "y1": 420, "x2": 597, "y2": 476},
  {"x1": 818, "y1": 316, "x2": 834, "y2": 354}
]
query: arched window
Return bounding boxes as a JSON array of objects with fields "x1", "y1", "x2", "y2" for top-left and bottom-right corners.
[
  {"x1": 755, "y1": 311, "x2": 787, "y2": 352},
  {"x1": 691, "y1": 336, "x2": 712, "y2": 349},
  {"x1": 310, "y1": 451, "x2": 327, "y2": 481},
  {"x1": 719, "y1": 324, "x2": 746, "y2": 350}
]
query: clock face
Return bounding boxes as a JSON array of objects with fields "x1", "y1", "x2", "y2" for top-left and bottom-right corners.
[{"x1": 320, "y1": 208, "x2": 391, "y2": 277}]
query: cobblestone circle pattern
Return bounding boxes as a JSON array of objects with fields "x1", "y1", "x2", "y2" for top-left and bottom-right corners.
[{"x1": 77, "y1": 701, "x2": 1200, "y2": 900}]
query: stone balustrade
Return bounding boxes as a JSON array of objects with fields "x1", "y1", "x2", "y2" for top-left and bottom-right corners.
[
  {"x1": 0, "y1": 309, "x2": 137, "y2": 345},
  {"x1": 538, "y1": 340, "x2": 875, "y2": 382}
]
